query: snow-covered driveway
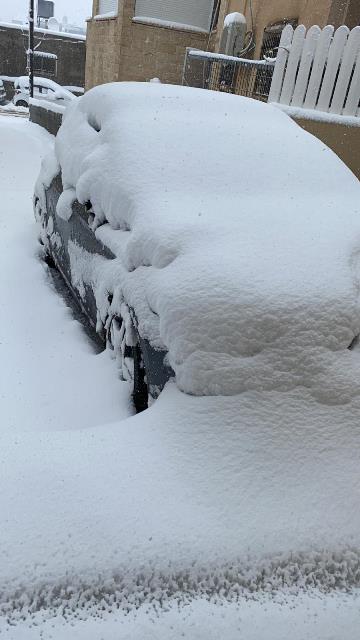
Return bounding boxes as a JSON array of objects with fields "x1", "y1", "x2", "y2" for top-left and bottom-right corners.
[
  {"x1": 0, "y1": 116, "x2": 360, "y2": 639},
  {"x1": 0, "y1": 116, "x2": 131, "y2": 433}
]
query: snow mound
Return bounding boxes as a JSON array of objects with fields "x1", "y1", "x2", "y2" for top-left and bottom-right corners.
[
  {"x1": 37, "y1": 82, "x2": 360, "y2": 400},
  {"x1": 1, "y1": 382, "x2": 360, "y2": 623},
  {"x1": 224, "y1": 12, "x2": 246, "y2": 28}
]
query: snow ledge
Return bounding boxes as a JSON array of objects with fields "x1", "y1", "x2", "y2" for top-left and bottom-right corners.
[
  {"x1": 132, "y1": 16, "x2": 209, "y2": 34},
  {"x1": 93, "y1": 12, "x2": 118, "y2": 21},
  {"x1": 30, "y1": 97, "x2": 66, "y2": 114},
  {"x1": 272, "y1": 103, "x2": 360, "y2": 128}
]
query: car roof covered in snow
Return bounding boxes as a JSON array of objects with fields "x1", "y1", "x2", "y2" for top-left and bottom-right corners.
[
  {"x1": 15, "y1": 76, "x2": 74, "y2": 100},
  {"x1": 38, "y1": 81, "x2": 360, "y2": 401}
]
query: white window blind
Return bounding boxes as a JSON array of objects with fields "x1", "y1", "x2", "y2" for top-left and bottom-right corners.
[
  {"x1": 98, "y1": 0, "x2": 118, "y2": 14},
  {"x1": 134, "y1": 0, "x2": 215, "y2": 31}
]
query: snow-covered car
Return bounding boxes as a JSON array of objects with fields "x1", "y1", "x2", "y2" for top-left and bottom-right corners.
[
  {"x1": 34, "y1": 82, "x2": 360, "y2": 412},
  {"x1": 13, "y1": 76, "x2": 74, "y2": 108},
  {"x1": 0, "y1": 79, "x2": 6, "y2": 105}
]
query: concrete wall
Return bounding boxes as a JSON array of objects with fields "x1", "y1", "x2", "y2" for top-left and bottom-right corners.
[
  {"x1": 293, "y1": 116, "x2": 360, "y2": 181},
  {"x1": 29, "y1": 102, "x2": 63, "y2": 136},
  {"x1": 0, "y1": 24, "x2": 85, "y2": 88}
]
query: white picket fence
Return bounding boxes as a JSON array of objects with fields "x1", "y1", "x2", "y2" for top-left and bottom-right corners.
[{"x1": 269, "y1": 24, "x2": 360, "y2": 117}]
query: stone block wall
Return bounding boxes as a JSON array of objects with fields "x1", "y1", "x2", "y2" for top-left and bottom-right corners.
[
  {"x1": 85, "y1": 16, "x2": 121, "y2": 89},
  {"x1": 86, "y1": 0, "x2": 212, "y2": 89},
  {"x1": 0, "y1": 24, "x2": 85, "y2": 88},
  {"x1": 29, "y1": 102, "x2": 63, "y2": 136},
  {"x1": 118, "y1": 23, "x2": 209, "y2": 84}
]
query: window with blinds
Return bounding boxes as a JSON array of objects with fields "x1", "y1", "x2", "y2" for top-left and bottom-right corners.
[
  {"x1": 98, "y1": 0, "x2": 118, "y2": 14},
  {"x1": 134, "y1": 0, "x2": 215, "y2": 31}
]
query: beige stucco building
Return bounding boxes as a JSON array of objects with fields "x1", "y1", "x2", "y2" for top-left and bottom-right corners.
[
  {"x1": 86, "y1": 1, "x2": 213, "y2": 89},
  {"x1": 228, "y1": 0, "x2": 359, "y2": 57},
  {"x1": 85, "y1": 0, "x2": 359, "y2": 90}
]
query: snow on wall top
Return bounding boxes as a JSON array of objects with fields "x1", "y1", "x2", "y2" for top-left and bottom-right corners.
[
  {"x1": 43, "y1": 81, "x2": 360, "y2": 400},
  {"x1": 0, "y1": 20, "x2": 86, "y2": 40}
]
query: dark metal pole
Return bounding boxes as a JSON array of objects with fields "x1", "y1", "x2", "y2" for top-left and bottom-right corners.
[{"x1": 28, "y1": 0, "x2": 34, "y2": 98}]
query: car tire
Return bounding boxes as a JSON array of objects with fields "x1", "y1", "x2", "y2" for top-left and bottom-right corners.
[
  {"x1": 132, "y1": 341, "x2": 148, "y2": 413},
  {"x1": 107, "y1": 314, "x2": 149, "y2": 413},
  {"x1": 15, "y1": 100, "x2": 28, "y2": 107},
  {"x1": 43, "y1": 248, "x2": 56, "y2": 269}
]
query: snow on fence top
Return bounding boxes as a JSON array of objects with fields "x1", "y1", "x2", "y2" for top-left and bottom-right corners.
[{"x1": 269, "y1": 24, "x2": 360, "y2": 118}]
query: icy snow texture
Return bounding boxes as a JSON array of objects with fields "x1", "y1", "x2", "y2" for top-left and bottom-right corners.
[
  {"x1": 2, "y1": 385, "x2": 360, "y2": 620},
  {"x1": 41, "y1": 82, "x2": 360, "y2": 401},
  {"x1": 2, "y1": 595, "x2": 360, "y2": 640}
]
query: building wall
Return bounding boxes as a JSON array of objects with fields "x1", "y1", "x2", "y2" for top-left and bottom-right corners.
[
  {"x1": 293, "y1": 116, "x2": 360, "y2": 181},
  {"x1": 85, "y1": 0, "x2": 360, "y2": 90},
  {"x1": 329, "y1": 0, "x2": 360, "y2": 28},
  {"x1": 118, "y1": 0, "x2": 209, "y2": 84},
  {"x1": 85, "y1": 16, "x2": 121, "y2": 88},
  {"x1": 86, "y1": 0, "x2": 212, "y2": 89},
  {"x1": 0, "y1": 24, "x2": 85, "y2": 87},
  {"x1": 218, "y1": 0, "x2": 359, "y2": 57}
]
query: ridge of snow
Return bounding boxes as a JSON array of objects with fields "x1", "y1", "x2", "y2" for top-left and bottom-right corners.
[
  {"x1": 30, "y1": 97, "x2": 67, "y2": 114},
  {"x1": 188, "y1": 48, "x2": 274, "y2": 64},
  {"x1": 0, "y1": 20, "x2": 86, "y2": 40},
  {"x1": 272, "y1": 102, "x2": 360, "y2": 127},
  {"x1": 132, "y1": 16, "x2": 209, "y2": 33},
  {"x1": 94, "y1": 11, "x2": 117, "y2": 21}
]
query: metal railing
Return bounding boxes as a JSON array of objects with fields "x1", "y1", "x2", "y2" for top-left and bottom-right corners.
[{"x1": 182, "y1": 49, "x2": 275, "y2": 101}]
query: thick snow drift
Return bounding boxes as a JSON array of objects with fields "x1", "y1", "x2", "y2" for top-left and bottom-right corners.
[
  {"x1": 37, "y1": 82, "x2": 360, "y2": 401},
  {"x1": 1, "y1": 384, "x2": 360, "y2": 624}
]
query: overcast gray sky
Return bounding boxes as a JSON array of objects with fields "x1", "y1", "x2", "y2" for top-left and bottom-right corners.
[{"x1": 0, "y1": 0, "x2": 92, "y2": 27}]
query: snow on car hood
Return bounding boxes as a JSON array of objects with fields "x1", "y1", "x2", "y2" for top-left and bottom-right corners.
[{"x1": 42, "y1": 82, "x2": 360, "y2": 400}]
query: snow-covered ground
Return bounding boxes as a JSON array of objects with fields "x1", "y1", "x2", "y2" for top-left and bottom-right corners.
[
  {"x1": 1, "y1": 113, "x2": 360, "y2": 638},
  {"x1": 0, "y1": 116, "x2": 131, "y2": 433}
]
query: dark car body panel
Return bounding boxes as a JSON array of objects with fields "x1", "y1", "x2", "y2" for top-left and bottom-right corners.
[{"x1": 41, "y1": 174, "x2": 173, "y2": 399}]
